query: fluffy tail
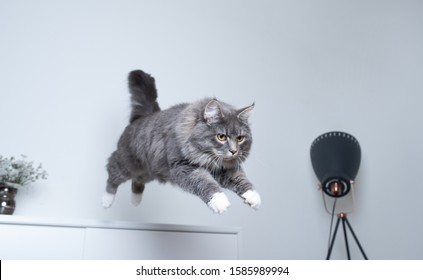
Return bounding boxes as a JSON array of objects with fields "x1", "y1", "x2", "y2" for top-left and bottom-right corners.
[{"x1": 128, "y1": 70, "x2": 160, "y2": 123}]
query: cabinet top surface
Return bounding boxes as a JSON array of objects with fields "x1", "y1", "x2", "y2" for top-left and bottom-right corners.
[{"x1": 0, "y1": 215, "x2": 240, "y2": 234}]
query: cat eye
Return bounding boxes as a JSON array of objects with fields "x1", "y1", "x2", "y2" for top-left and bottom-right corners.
[
  {"x1": 216, "y1": 133, "x2": 227, "y2": 142},
  {"x1": 236, "y1": 136, "x2": 245, "y2": 143}
]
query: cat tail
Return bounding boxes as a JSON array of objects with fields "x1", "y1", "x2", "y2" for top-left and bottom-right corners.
[{"x1": 128, "y1": 70, "x2": 161, "y2": 123}]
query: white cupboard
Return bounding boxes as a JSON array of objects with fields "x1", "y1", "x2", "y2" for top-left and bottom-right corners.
[{"x1": 0, "y1": 216, "x2": 240, "y2": 260}]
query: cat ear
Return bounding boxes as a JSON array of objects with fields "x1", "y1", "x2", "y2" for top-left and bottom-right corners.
[
  {"x1": 237, "y1": 103, "x2": 255, "y2": 123},
  {"x1": 204, "y1": 99, "x2": 223, "y2": 125}
]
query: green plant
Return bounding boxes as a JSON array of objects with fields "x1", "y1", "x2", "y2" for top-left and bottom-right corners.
[{"x1": 0, "y1": 155, "x2": 48, "y2": 188}]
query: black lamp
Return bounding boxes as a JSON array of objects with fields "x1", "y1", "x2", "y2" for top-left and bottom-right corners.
[
  {"x1": 310, "y1": 131, "x2": 361, "y2": 198},
  {"x1": 310, "y1": 131, "x2": 368, "y2": 260}
]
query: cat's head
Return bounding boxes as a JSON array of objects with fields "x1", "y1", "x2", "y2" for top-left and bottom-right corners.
[{"x1": 186, "y1": 99, "x2": 254, "y2": 171}]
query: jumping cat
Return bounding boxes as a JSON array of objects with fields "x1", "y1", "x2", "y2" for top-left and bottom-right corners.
[{"x1": 102, "y1": 70, "x2": 261, "y2": 213}]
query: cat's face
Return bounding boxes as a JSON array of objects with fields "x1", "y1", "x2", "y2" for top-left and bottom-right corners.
[
  {"x1": 189, "y1": 100, "x2": 253, "y2": 170},
  {"x1": 211, "y1": 125, "x2": 252, "y2": 169}
]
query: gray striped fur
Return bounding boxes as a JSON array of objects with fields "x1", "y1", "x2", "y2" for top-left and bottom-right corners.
[{"x1": 103, "y1": 70, "x2": 260, "y2": 213}]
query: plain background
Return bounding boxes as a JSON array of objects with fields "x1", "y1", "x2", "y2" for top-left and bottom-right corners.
[{"x1": 1, "y1": 0, "x2": 422, "y2": 259}]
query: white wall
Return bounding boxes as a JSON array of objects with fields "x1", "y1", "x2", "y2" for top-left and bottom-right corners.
[{"x1": 1, "y1": 0, "x2": 422, "y2": 259}]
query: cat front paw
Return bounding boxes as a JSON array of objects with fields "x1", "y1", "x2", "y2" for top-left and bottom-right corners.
[
  {"x1": 101, "y1": 192, "x2": 116, "y2": 209},
  {"x1": 207, "y1": 192, "x2": 231, "y2": 214},
  {"x1": 241, "y1": 190, "x2": 261, "y2": 210}
]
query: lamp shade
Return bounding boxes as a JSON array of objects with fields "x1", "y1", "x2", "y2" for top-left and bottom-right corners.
[{"x1": 310, "y1": 131, "x2": 361, "y2": 197}]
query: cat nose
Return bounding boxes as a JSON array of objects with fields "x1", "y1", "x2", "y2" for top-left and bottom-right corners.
[{"x1": 230, "y1": 149, "x2": 238, "y2": 155}]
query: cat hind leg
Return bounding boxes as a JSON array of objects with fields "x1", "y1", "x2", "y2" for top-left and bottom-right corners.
[
  {"x1": 131, "y1": 179, "x2": 145, "y2": 207},
  {"x1": 102, "y1": 191, "x2": 116, "y2": 209},
  {"x1": 102, "y1": 152, "x2": 131, "y2": 209},
  {"x1": 102, "y1": 182, "x2": 119, "y2": 209}
]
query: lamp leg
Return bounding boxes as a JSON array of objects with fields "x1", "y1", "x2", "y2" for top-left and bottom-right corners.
[
  {"x1": 326, "y1": 216, "x2": 341, "y2": 260},
  {"x1": 344, "y1": 216, "x2": 368, "y2": 260},
  {"x1": 341, "y1": 216, "x2": 351, "y2": 260}
]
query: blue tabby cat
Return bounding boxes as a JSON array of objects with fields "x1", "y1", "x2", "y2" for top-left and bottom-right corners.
[{"x1": 102, "y1": 70, "x2": 261, "y2": 213}]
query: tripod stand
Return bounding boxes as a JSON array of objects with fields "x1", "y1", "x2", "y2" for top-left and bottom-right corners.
[{"x1": 326, "y1": 212, "x2": 368, "y2": 260}]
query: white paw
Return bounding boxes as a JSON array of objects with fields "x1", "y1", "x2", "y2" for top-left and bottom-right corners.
[
  {"x1": 241, "y1": 190, "x2": 261, "y2": 210},
  {"x1": 207, "y1": 192, "x2": 231, "y2": 214},
  {"x1": 102, "y1": 192, "x2": 115, "y2": 209},
  {"x1": 131, "y1": 193, "x2": 143, "y2": 206}
]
